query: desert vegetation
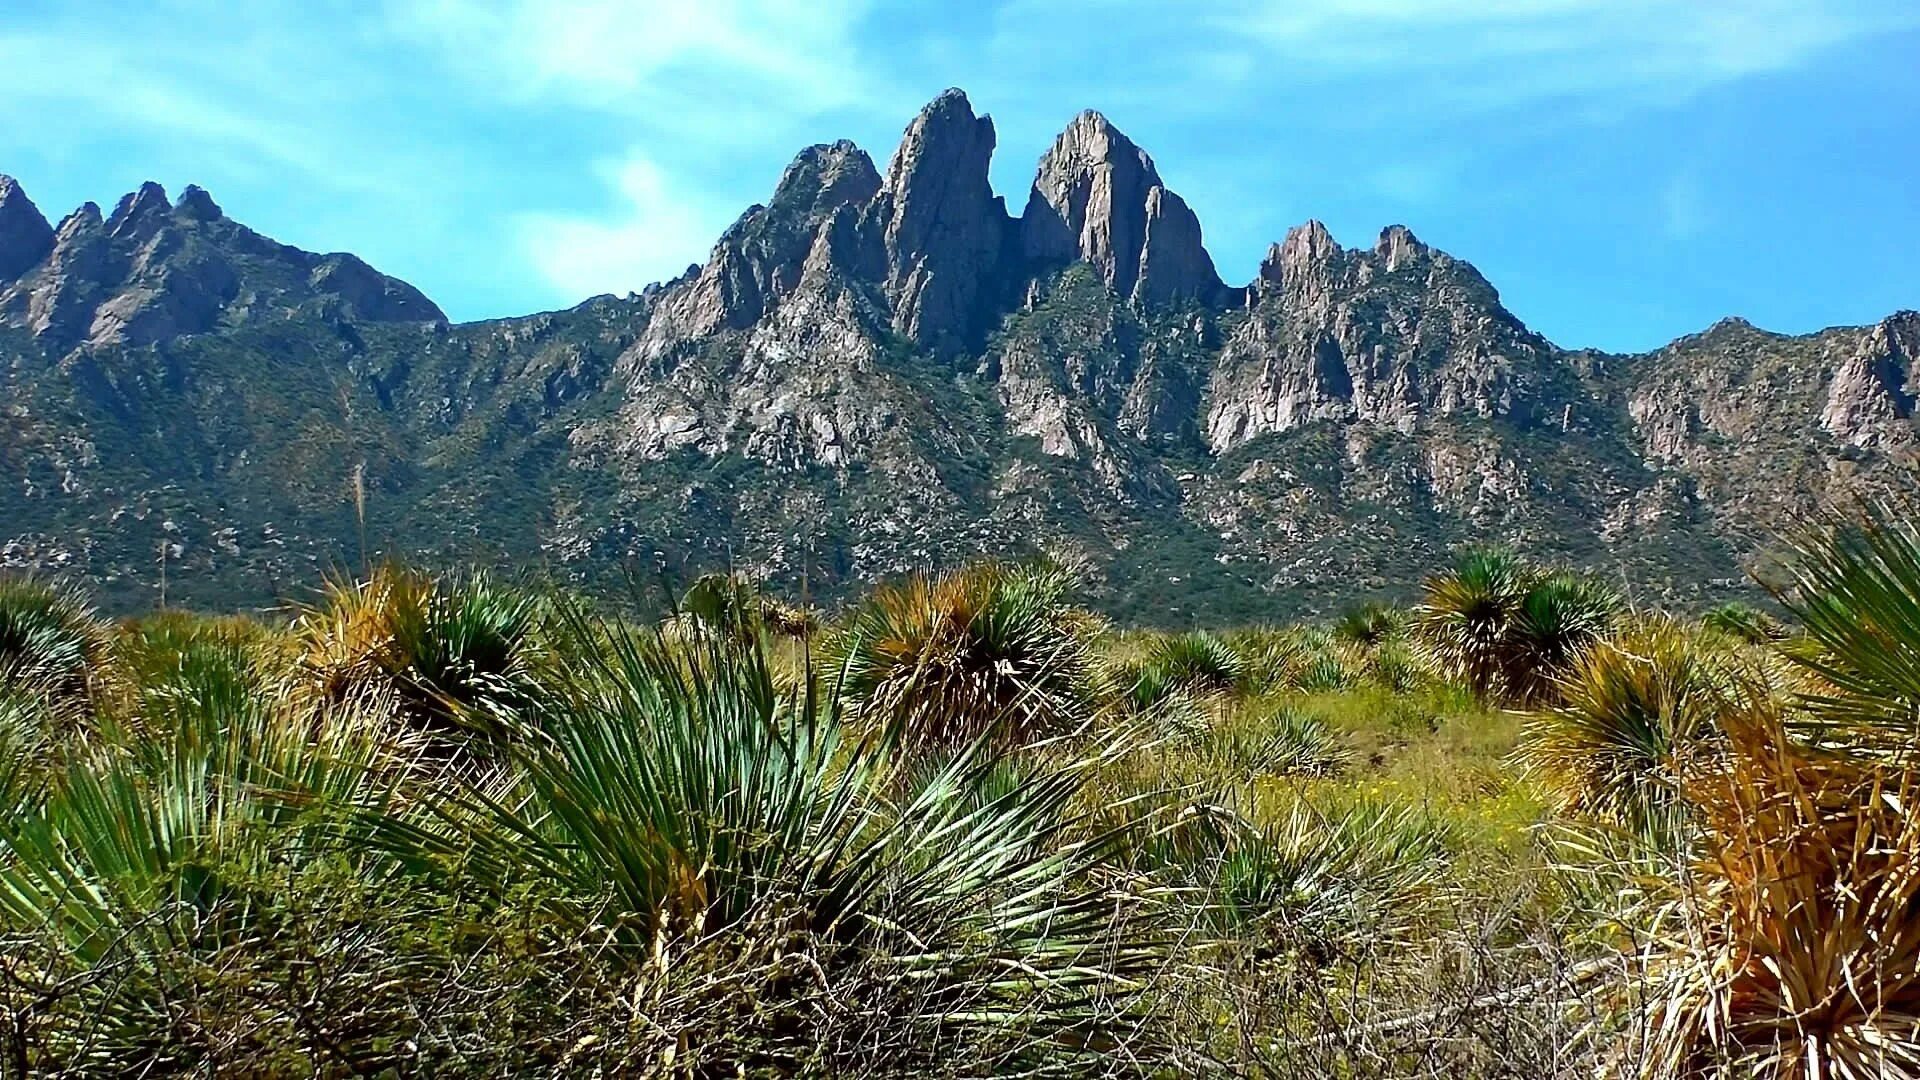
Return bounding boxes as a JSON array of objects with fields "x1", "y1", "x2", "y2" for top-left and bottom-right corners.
[{"x1": 2, "y1": 512, "x2": 1918, "y2": 1078}]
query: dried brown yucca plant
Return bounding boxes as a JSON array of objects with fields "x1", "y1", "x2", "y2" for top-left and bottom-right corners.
[{"x1": 1638, "y1": 699, "x2": 1920, "y2": 1078}]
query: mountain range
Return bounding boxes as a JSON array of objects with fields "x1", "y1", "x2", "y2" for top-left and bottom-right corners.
[{"x1": 2, "y1": 89, "x2": 1914, "y2": 621}]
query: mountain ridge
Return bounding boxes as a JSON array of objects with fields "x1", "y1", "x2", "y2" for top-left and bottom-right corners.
[{"x1": 1, "y1": 88, "x2": 1914, "y2": 621}]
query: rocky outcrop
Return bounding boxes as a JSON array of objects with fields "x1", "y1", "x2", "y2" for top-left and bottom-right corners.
[
  {"x1": 1202, "y1": 221, "x2": 1564, "y2": 454},
  {"x1": 0, "y1": 175, "x2": 55, "y2": 281},
  {"x1": 864, "y1": 89, "x2": 1010, "y2": 352},
  {"x1": 0, "y1": 179, "x2": 443, "y2": 353},
  {"x1": 1021, "y1": 111, "x2": 1219, "y2": 306},
  {"x1": 646, "y1": 141, "x2": 882, "y2": 340},
  {"x1": 1821, "y1": 312, "x2": 1918, "y2": 449}
]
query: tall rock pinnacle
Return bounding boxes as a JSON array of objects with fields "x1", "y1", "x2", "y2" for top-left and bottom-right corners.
[
  {"x1": 866, "y1": 88, "x2": 1009, "y2": 352},
  {"x1": 0, "y1": 175, "x2": 56, "y2": 281},
  {"x1": 1021, "y1": 111, "x2": 1220, "y2": 306}
]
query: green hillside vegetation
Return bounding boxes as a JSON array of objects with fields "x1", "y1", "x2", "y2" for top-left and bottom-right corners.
[{"x1": 2, "y1": 507, "x2": 1918, "y2": 1077}]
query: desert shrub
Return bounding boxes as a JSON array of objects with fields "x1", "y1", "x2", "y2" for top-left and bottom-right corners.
[
  {"x1": 0, "y1": 577, "x2": 108, "y2": 708},
  {"x1": 674, "y1": 571, "x2": 818, "y2": 642},
  {"x1": 1636, "y1": 699, "x2": 1920, "y2": 1078},
  {"x1": 830, "y1": 562, "x2": 1091, "y2": 750},
  {"x1": 363, "y1": 619, "x2": 1157, "y2": 1073},
  {"x1": 1205, "y1": 701, "x2": 1351, "y2": 778},
  {"x1": 1145, "y1": 800, "x2": 1450, "y2": 963},
  {"x1": 1333, "y1": 600, "x2": 1408, "y2": 647},
  {"x1": 1698, "y1": 601, "x2": 1783, "y2": 644},
  {"x1": 1515, "y1": 621, "x2": 1733, "y2": 832},
  {"x1": 295, "y1": 564, "x2": 546, "y2": 740},
  {"x1": 1418, "y1": 548, "x2": 1620, "y2": 704},
  {"x1": 1146, "y1": 630, "x2": 1246, "y2": 695}
]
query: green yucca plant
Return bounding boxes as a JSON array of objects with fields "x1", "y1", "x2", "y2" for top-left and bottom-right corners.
[
  {"x1": 1146, "y1": 800, "x2": 1448, "y2": 957},
  {"x1": 296, "y1": 564, "x2": 546, "y2": 740},
  {"x1": 1418, "y1": 549, "x2": 1620, "y2": 704},
  {"x1": 1332, "y1": 600, "x2": 1407, "y2": 647},
  {"x1": 1698, "y1": 601, "x2": 1783, "y2": 645},
  {"x1": 1206, "y1": 701, "x2": 1350, "y2": 779},
  {"x1": 830, "y1": 561, "x2": 1091, "y2": 750},
  {"x1": 360, "y1": 612, "x2": 1156, "y2": 1069},
  {"x1": 1145, "y1": 631, "x2": 1246, "y2": 696},
  {"x1": 0, "y1": 653, "x2": 405, "y2": 967},
  {"x1": 0, "y1": 576, "x2": 108, "y2": 706},
  {"x1": 1515, "y1": 621, "x2": 1732, "y2": 833},
  {"x1": 1768, "y1": 506, "x2": 1920, "y2": 741}
]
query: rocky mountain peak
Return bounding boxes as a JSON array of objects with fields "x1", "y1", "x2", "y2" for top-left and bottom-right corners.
[
  {"x1": 633, "y1": 140, "x2": 882, "y2": 341},
  {"x1": 105, "y1": 181, "x2": 172, "y2": 239},
  {"x1": 1375, "y1": 224, "x2": 1427, "y2": 271},
  {"x1": 173, "y1": 183, "x2": 223, "y2": 222},
  {"x1": 55, "y1": 201, "x2": 103, "y2": 240},
  {"x1": 1269, "y1": 220, "x2": 1340, "y2": 275},
  {"x1": 770, "y1": 140, "x2": 881, "y2": 220},
  {"x1": 0, "y1": 174, "x2": 56, "y2": 281},
  {"x1": 0, "y1": 178, "x2": 443, "y2": 352},
  {"x1": 1021, "y1": 110, "x2": 1219, "y2": 306},
  {"x1": 1819, "y1": 310, "x2": 1919, "y2": 449},
  {"x1": 868, "y1": 88, "x2": 1009, "y2": 351}
]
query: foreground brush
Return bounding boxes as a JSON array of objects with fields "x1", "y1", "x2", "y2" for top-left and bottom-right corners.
[{"x1": 1635, "y1": 697, "x2": 1920, "y2": 1078}]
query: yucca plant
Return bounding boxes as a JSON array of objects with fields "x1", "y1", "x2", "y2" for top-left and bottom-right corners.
[
  {"x1": 0, "y1": 576, "x2": 108, "y2": 707},
  {"x1": 1507, "y1": 573, "x2": 1622, "y2": 704},
  {"x1": 830, "y1": 561, "x2": 1091, "y2": 750},
  {"x1": 1769, "y1": 506, "x2": 1920, "y2": 743},
  {"x1": 1418, "y1": 549, "x2": 1619, "y2": 704},
  {"x1": 360, "y1": 612, "x2": 1156, "y2": 1071},
  {"x1": 1332, "y1": 600, "x2": 1407, "y2": 647},
  {"x1": 1515, "y1": 621, "x2": 1731, "y2": 833},
  {"x1": 1144, "y1": 631, "x2": 1246, "y2": 697},
  {"x1": 296, "y1": 564, "x2": 546, "y2": 741},
  {"x1": 0, "y1": 645, "x2": 406, "y2": 967},
  {"x1": 1636, "y1": 698, "x2": 1920, "y2": 1078},
  {"x1": 1205, "y1": 701, "x2": 1350, "y2": 779},
  {"x1": 1699, "y1": 600, "x2": 1784, "y2": 645},
  {"x1": 1145, "y1": 800, "x2": 1448, "y2": 960}
]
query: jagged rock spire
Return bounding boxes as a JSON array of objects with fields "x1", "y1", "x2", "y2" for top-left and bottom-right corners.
[
  {"x1": 1021, "y1": 110, "x2": 1219, "y2": 306},
  {"x1": 672, "y1": 139, "x2": 882, "y2": 333},
  {"x1": 105, "y1": 180, "x2": 171, "y2": 239},
  {"x1": 174, "y1": 183, "x2": 223, "y2": 222},
  {"x1": 0, "y1": 175, "x2": 55, "y2": 281},
  {"x1": 866, "y1": 88, "x2": 1009, "y2": 351}
]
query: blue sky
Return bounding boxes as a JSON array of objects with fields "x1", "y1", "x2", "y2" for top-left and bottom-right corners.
[{"x1": 2, "y1": 0, "x2": 1916, "y2": 352}]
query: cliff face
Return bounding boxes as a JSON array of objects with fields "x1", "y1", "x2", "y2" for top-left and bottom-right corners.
[{"x1": 0, "y1": 90, "x2": 1912, "y2": 621}]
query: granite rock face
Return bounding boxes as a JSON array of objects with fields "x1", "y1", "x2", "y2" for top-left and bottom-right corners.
[
  {"x1": 1022, "y1": 111, "x2": 1220, "y2": 306},
  {"x1": 0, "y1": 90, "x2": 1914, "y2": 621},
  {"x1": 865, "y1": 88, "x2": 1011, "y2": 352},
  {"x1": 1203, "y1": 221, "x2": 1565, "y2": 453}
]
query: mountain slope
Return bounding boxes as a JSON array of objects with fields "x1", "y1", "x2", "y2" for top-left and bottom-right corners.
[{"x1": 1, "y1": 89, "x2": 1913, "y2": 620}]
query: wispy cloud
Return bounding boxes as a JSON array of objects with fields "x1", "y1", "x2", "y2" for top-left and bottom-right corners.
[
  {"x1": 384, "y1": 0, "x2": 886, "y2": 123},
  {"x1": 979, "y1": 0, "x2": 1920, "y2": 120},
  {"x1": 516, "y1": 152, "x2": 733, "y2": 302}
]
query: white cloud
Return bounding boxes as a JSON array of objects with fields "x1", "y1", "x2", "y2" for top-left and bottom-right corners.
[
  {"x1": 387, "y1": 0, "x2": 881, "y2": 119},
  {"x1": 516, "y1": 152, "x2": 732, "y2": 301},
  {"x1": 982, "y1": 0, "x2": 1920, "y2": 118}
]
